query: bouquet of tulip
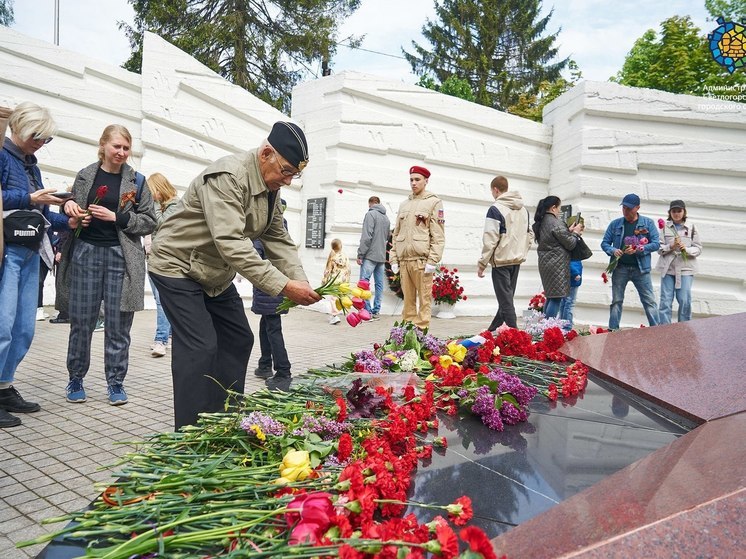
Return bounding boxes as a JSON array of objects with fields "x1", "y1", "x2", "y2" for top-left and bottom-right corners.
[
  {"x1": 658, "y1": 218, "x2": 688, "y2": 262},
  {"x1": 276, "y1": 275, "x2": 373, "y2": 327},
  {"x1": 74, "y1": 185, "x2": 108, "y2": 237},
  {"x1": 432, "y1": 266, "x2": 466, "y2": 305},
  {"x1": 603, "y1": 234, "x2": 649, "y2": 275}
]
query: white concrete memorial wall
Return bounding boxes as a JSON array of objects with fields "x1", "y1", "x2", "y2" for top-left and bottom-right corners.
[{"x1": 1, "y1": 26, "x2": 743, "y2": 327}]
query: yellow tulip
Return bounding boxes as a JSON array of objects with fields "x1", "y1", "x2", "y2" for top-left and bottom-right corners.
[
  {"x1": 439, "y1": 354, "x2": 454, "y2": 368},
  {"x1": 447, "y1": 342, "x2": 467, "y2": 363},
  {"x1": 350, "y1": 287, "x2": 363, "y2": 298},
  {"x1": 360, "y1": 289, "x2": 372, "y2": 300},
  {"x1": 340, "y1": 296, "x2": 353, "y2": 309},
  {"x1": 338, "y1": 283, "x2": 351, "y2": 293},
  {"x1": 335, "y1": 298, "x2": 343, "y2": 311},
  {"x1": 274, "y1": 450, "x2": 312, "y2": 485}
]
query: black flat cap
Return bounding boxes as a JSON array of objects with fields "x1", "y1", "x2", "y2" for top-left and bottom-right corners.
[{"x1": 268, "y1": 121, "x2": 309, "y2": 172}]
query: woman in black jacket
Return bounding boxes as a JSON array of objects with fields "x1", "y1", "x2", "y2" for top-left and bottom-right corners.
[{"x1": 532, "y1": 196, "x2": 585, "y2": 318}]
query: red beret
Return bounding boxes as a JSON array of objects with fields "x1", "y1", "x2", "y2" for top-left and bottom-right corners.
[{"x1": 409, "y1": 165, "x2": 431, "y2": 178}]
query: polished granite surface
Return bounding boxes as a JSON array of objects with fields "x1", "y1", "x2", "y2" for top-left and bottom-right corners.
[
  {"x1": 561, "y1": 313, "x2": 746, "y2": 423},
  {"x1": 490, "y1": 411, "x2": 746, "y2": 558},
  {"x1": 406, "y1": 377, "x2": 687, "y2": 538}
]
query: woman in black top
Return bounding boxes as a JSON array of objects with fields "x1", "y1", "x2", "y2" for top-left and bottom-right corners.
[{"x1": 59, "y1": 125, "x2": 156, "y2": 405}]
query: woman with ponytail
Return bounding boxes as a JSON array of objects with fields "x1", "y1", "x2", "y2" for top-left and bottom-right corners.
[{"x1": 533, "y1": 196, "x2": 585, "y2": 318}]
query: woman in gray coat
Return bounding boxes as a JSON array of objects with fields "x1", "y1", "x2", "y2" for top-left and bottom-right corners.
[
  {"x1": 532, "y1": 196, "x2": 585, "y2": 318},
  {"x1": 59, "y1": 125, "x2": 156, "y2": 405}
]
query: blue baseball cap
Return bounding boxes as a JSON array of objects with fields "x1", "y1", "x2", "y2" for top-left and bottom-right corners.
[{"x1": 621, "y1": 193, "x2": 641, "y2": 208}]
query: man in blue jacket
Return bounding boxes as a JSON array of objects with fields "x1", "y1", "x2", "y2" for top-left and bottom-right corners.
[{"x1": 601, "y1": 194, "x2": 660, "y2": 330}]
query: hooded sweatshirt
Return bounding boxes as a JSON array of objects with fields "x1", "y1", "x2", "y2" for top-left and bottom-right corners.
[
  {"x1": 357, "y1": 203, "x2": 391, "y2": 263},
  {"x1": 478, "y1": 191, "x2": 533, "y2": 270}
]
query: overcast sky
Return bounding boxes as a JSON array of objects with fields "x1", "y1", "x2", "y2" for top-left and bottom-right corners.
[{"x1": 11, "y1": 0, "x2": 713, "y2": 84}]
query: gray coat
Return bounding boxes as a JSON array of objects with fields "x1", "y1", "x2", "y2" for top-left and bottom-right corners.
[
  {"x1": 357, "y1": 203, "x2": 390, "y2": 262},
  {"x1": 536, "y1": 213, "x2": 578, "y2": 299},
  {"x1": 56, "y1": 162, "x2": 157, "y2": 312}
]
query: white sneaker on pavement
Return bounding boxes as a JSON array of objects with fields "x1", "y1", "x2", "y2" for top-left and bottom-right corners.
[
  {"x1": 151, "y1": 342, "x2": 167, "y2": 357},
  {"x1": 36, "y1": 308, "x2": 49, "y2": 321},
  {"x1": 329, "y1": 315, "x2": 341, "y2": 325}
]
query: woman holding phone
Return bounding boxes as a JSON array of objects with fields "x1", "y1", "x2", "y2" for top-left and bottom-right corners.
[
  {"x1": 58, "y1": 124, "x2": 156, "y2": 406},
  {"x1": 0, "y1": 102, "x2": 70, "y2": 428}
]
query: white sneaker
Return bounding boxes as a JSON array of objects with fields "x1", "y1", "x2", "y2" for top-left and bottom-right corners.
[
  {"x1": 151, "y1": 342, "x2": 167, "y2": 357},
  {"x1": 329, "y1": 315, "x2": 341, "y2": 325},
  {"x1": 36, "y1": 308, "x2": 49, "y2": 321}
]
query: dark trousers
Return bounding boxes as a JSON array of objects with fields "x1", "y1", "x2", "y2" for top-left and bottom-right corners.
[
  {"x1": 488, "y1": 264, "x2": 520, "y2": 330},
  {"x1": 257, "y1": 314, "x2": 291, "y2": 377},
  {"x1": 38, "y1": 257, "x2": 50, "y2": 307},
  {"x1": 149, "y1": 272, "x2": 253, "y2": 430}
]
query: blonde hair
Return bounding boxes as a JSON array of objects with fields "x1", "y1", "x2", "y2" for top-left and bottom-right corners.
[
  {"x1": 147, "y1": 172, "x2": 178, "y2": 207},
  {"x1": 98, "y1": 124, "x2": 132, "y2": 163},
  {"x1": 8, "y1": 102, "x2": 57, "y2": 142},
  {"x1": 325, "y1": 238, "x2": 343, "y2": 273}
]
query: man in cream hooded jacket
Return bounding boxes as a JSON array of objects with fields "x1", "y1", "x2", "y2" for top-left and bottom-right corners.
[{"x1": 478, "y1": 176, "x2": 533, "y2": 330}]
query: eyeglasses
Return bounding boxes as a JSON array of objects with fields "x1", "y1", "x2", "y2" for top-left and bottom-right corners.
[
  {"x1": 31, "y1": 134, "x2": 53, "y2": 145},
  {"x1": 272, "y1": 152, "x2": 302, "y2": 179}
]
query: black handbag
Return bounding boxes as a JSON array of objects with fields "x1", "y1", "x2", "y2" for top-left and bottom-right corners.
[
  {"x1": 569, "y1": 236, "x2": 593, "y2": 261},
  {"x1": 3, "y1": 210, "x2": 46, "y2": 248}
]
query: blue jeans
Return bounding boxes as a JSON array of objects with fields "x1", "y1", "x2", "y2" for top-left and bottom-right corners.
[
  {"x1": 149, "y1": 276, "x2": 172, "y2": 343},
  {"x1": 609, "y1": 265, "x2": 659, "y2": 330},
  {"x1": 359, "y1": 259, "x2": 385, "y2": 314},
  {"x1": 0, "y1": 245, "x2": 40, "y2": 384},
  {"x1": 543, "y1": 297, "x2": 562, "y2": 318},
  {"x1": 559, "y1": 286, "x2": 579, "y2": 328},
  {"x1": 659, "y1": 274, "x2": 693, "y2": 324}
]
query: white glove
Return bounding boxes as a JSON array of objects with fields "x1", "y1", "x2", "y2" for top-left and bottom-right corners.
[
  {"x1": 424, "y1": 263, "x2": 436, "y2": 274},
  {"x1": 391, "y1": 263, "x2": 399, "y2": 274}
]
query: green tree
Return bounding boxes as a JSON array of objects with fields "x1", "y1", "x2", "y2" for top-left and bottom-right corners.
[
  {"x1": 705, "y1": 0, "x2": 746, "y2": 22},
  {"x1": 507, "y1": 60, "x2": 582, "y2": 122},
  {"x1": 0, "y1": 0, "x2": 14, "y2": 26},
  {"x1": 417, "y1": 74, "x2": 476, "y2": 102},
  {"x1": 404, "y1": 0, "x2": 568, "y2": 111},
  {"x1": 613, "y1": 15, "x2": 746, "y2": 98},
  {"x1": 121, "y1": 0, "x2": 361, "y2": 112}
]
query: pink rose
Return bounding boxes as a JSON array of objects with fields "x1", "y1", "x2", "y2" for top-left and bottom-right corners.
[{"x1": 657, "y1": 218, "x2": 665, "y2": 229}]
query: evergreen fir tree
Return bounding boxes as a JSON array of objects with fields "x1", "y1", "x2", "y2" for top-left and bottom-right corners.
[
  {"x1": 403, "y1": 0, "x2": 568, "y2": 111},
  {"x1": 121, "y1": 0, "x2": 361, "y2": 112}
]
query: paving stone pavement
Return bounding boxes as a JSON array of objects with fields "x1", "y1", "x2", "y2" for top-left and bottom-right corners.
[{"x1": 0, "y1": 306, "x2": 487, "y2": 558}]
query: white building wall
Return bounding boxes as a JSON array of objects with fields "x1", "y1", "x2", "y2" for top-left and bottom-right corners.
[
  {"x1": 543, "y1": 81, "x2": 746, "y2": 326},
  {"x1": 2, "y1": 27, "x2": 743, "y2": 327},
  {"x1": 290, "y1": 72, "x2": 552, "y2": 318}
]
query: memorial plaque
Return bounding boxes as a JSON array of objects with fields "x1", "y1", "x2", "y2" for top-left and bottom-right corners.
[{"x1": 305, "y1": 197, "x2": 326, "y2": 249}]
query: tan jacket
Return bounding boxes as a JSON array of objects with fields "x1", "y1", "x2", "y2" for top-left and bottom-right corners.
[
  {"x1": 148, "y1": 149, "x2": 307, "y2": 297},
  {"x1": 390, "y1": 191, "x2": 445, "y2": 265}
]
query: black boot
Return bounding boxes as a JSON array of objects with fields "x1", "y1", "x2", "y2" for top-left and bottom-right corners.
[
  {"x1": 254, "y1": 367, "x2": 274, "y2": 379},
  {"x1": 0, "y1": 387, "x2": 41, "y2": 413},
  {"x1": 266, "y1": 375, "x2": 292, "y2": 392},
  {"x1": 0, "y1": 408, "x2": 22, "y2": 428}
]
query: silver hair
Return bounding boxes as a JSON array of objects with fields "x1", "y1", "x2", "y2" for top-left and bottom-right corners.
[{"x1": 8, "y1": 101, "x2": 57, "y2": 141}]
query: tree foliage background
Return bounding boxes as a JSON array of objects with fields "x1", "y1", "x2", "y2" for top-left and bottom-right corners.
[
  {"x1": 404, "y1": 0, "x2": 568, "y2": 112},
  {"x1": 0, "y1": 0, "x2": 14, "y2": 26},
  {"x1": 613, "y1": 9, "x2": 746, "y2": 100},
  {"x1": 121, "y1": 0, "x2": 361, "y2": 112}
]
